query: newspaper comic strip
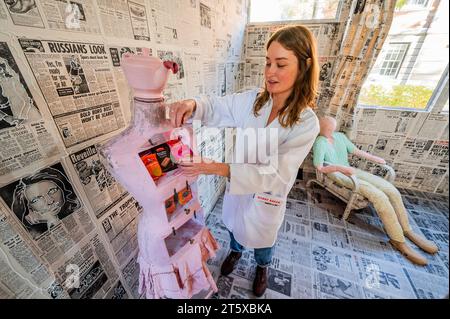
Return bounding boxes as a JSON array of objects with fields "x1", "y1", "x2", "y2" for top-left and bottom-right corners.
[
  {"x1": 19, "y1": 39, "x2": 125, "y2": 148},
  {"x1": 0, "y1": 41, "x2": 60, "y2": 177},
  {"x1": 39, "y1": 0, "x2": 101, "y2": 33}
]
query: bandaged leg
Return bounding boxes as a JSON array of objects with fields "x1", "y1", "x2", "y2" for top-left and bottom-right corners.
[
  {"x1": 327, "y1": 171, "x2": 404, "y2": 241},
  {"x1": 327, "y1": 172, "x2": 428, "y2": 265},
  {"x1": 356, "y1": 170, "x2": 438, "y2": 254},
  {"x1": 355, "y1": 170, "x2": 411, "y2": 232}
]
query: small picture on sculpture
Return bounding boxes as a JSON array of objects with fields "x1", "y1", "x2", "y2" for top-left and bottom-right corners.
[
  {"x1": 139, "y1": 138, "x2": 193, "y2": 183},
  {"x1": 164, "y1": 181, "x2": 193, "y2": 217}
]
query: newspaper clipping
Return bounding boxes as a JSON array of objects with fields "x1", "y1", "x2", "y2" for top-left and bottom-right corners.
[
  {"x1": 398, "y1": 138, "x2": 434, "y2": 164},
  {"x1": 96, "y1": 0, "x2": 150, "y2": 41},
  {"x1": 0, "y1": 163, "x2": 95, "y2": 265},
  {"x1": 3, "y1": 0, "x2": 44, "y2": 28},
  {"x1": 18, "y1": 38, "x2": 125, "y2": 148},
  {"x1": 68, "y1": 144, "x2": 128, "y2": 219},
  {"x1": 98, "y1": 194, "x2": 140, "y2": 267},
  {"x1": 372, "y1": 134, "x2": 404, "y2": 162},
  {"x1": 157, "y1": 50, "x2": 186, "y2": 102},
  {"x1": 39, "y1": 0, "x2": 101, "y2": 33},
  {"x1": 96, "y1": 0, "x2": 133, "y2": 38},
  {"x1": 0, "y1": 2, "x2": 7, "y2": 20},
  {"x1": 0, "y1": 204, "x2": 56, "y2": 298},
  {"x1": 392, "y1": 163, "x2": 419, "y2": 187},
  {"x1": 425, "y1": 140, "x2": 448, "y2": 168},
  {"x1": 128, "y1": 0, "x2": 151, "y2": 41},
  {"x1": 50, "y1": 232, "x2": 119, "y2": 299},
  {"x1": 0, "y1": 41, "x2": 60, "y2": 177},
  {"x1": 411, "y1": 167, "x2": 447, "y2": 193}
]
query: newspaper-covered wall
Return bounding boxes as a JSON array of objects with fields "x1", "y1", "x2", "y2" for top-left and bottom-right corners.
[
  {"x1": 242, "y1": 22, "x2": 343, "y2": 91},
  {"x1": 0, "y1": 40, "x2": 61, "y2": 180},
  {"x1": 18, "y1": 39, "x2": 126, "y2": 148},
  {"x1": 353, "y1": 108, "x2": 449, "y2": 194},
  {"x1": 0, "y1": 0, "x2": 249, "y2": 298},
  {"x1": 241, "y1": 2, "x2": 448, "y2": 196}
]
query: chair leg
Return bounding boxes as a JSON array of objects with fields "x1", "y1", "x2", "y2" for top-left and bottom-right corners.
[
  {"x1": 342, "y1": 193, "x2": 357, "y2": 221},
  {"x1": 306, "y1": 179, "x2": 317, "y2": 204},
  {"x1": 342, "y1": 203, "x2": 352, "y2": 221}
]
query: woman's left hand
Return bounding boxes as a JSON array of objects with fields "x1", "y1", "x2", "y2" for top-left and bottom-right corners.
[{"x1": 178, "y1": 157, "x2": 230, "y2": 178}]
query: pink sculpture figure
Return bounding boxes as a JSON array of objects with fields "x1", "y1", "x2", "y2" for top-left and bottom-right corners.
[{"x1": 99, "y1": 48, "x2": 218, "y2": 299}]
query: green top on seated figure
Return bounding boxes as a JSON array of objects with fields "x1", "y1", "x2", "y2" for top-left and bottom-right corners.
[{"x1": 313, "y1": 132, "x2": 356, "y2": 168}]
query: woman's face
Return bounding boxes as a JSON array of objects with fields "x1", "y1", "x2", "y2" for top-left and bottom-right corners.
[
  {"x1": 25, "y1": 180, "x2": 63, "y2": 216},
  {"x1": 265, "y1": 41, "x2": 299, "y2": 96}
]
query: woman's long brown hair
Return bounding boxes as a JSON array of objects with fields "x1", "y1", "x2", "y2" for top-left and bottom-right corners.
[{"x1": 253, "y1": 25, "x2": 319, "y2": 128}]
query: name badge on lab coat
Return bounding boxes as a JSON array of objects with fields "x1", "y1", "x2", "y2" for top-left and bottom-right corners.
[{"x1": 254, "y1": 193, "x2": 283, "y2": 207}]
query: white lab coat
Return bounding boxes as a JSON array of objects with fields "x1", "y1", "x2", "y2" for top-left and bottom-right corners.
[{"x1": 193, "y1": 88, "x2": 319, "y2": 248}]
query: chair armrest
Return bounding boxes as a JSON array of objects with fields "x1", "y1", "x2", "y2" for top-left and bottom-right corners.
[
  {"x1": 348, "y1": 174, "x2": 360, "y2": 193},
  {"x1": 315, "y1": 166, "x2": 361, "y2": 193},
  {"x1": 380, "y1": 164, "x2": 395, "y2": 182}
]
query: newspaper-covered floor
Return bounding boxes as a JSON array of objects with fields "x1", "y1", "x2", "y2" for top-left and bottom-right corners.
[{"x1": 205, "y1": 181, "x2": 449, "y2": 299}]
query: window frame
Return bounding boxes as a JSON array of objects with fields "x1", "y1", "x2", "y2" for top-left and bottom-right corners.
[
  {"x1": 378, "y1": 42, "x2": 410, "y2": 79},
  {"x1": 248, "y1": 0, "x2": 344, "y2": 24},
  {"x1": 358, "y1": 64, "x2": 449, "y2": 113}
]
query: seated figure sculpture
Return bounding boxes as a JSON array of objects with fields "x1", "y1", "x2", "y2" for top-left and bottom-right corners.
[{"x1": 312, "y1": 116, "x2": 438, "y2": 266}]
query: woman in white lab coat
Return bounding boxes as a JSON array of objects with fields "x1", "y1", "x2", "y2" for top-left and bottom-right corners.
[{"x1": 170, "y1": 25, "x2": 320, "y2": 297}]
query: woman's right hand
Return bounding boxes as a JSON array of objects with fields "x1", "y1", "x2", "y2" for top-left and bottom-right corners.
[{"x1": 167, "y1": 99, "x2": 196, "y2": 127}]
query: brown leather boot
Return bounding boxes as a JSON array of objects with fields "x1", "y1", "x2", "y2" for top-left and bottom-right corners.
[
  {"x1": 220, "y1": 251, "x2": 242, "y2": 276},
  {"x1": 404, "y1": 231, "x2": 439, "y2": 254},
  {"x1": 253, "y1": 266, "x2": 268, "y2": 297},
  {"x1": 389, "y1": 239, "x2": 428, "y2": 266}
]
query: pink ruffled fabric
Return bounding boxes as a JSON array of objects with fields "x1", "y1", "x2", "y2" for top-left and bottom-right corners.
[{"x1": 138, "y1": 227, "x2": 218, "y2": 299}]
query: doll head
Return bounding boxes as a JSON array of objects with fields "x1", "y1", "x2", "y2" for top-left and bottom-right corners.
[{"x1": 319, "y1": 115, "x2": 336, "y2": 137}]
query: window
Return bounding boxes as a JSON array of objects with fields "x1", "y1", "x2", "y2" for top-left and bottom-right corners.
[
  {"x1": 396, "y1": 0, "x2": 430, "y2": 11},
  {"x1": 408, "y1": 0, "x2": 429, "y2": 7},
  {"x1": 249, "y1": 0, "x2": 341, "y2": 23},
  {"x1": 379, "y1": 43, "x2": 409, "y2": 78},
  {"x1": 358, "y1": 0, "x2": 449, "y2": 111}
]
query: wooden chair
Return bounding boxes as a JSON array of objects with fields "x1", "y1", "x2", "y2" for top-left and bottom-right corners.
[{"x1": 306, "y1": 160, "x2": 396, "y2": 221}]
